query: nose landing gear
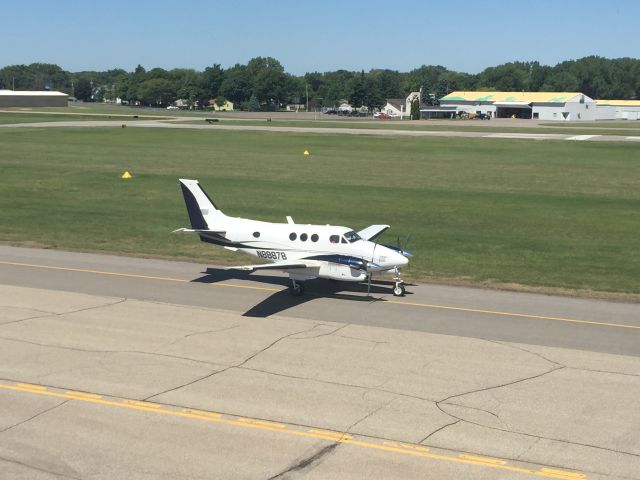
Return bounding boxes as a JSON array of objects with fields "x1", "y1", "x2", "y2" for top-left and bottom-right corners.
[{"x1": 392, "y1": 267, "x2": 406, "y2": 297}]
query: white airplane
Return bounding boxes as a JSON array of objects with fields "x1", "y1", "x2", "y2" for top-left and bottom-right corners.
[{"x1": 176, "y1": 179, "x2": 412, "y2": 297}]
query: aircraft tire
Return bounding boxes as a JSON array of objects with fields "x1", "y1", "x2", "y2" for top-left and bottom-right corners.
[
  {"x1": 289, "y1": 281, "x2": 305, "y2": 297},
  {"x1": 393, "y1": 283, "x2": 405, "y2": 297}
]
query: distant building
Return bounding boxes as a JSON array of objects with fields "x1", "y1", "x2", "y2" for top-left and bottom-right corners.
[
  {"x1": 439, "y1": 91, "x2": 597, "y2": 121},
  {"x1": 0, "y1": 90, "x2": 68, "y2": 107},
  {"x1": 381, "y1": 92, "x2": 420, "y2": 118},
  {"x1": 209, "y1": 98, "x2": 234, "y2": 111},
  {"x1": 595, "y1": 99, "x2": 640, "y2": 120}
]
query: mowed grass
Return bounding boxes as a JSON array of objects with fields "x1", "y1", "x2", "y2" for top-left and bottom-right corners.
[{"x1": 1, "y1": 126, "x2": 639, "y2": 296}]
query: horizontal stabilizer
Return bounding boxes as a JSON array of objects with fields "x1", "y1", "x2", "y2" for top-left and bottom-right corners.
[
  {"x1": 357, "y1": 224, "x2": 390, "y2": 241},
  {"x1": 173, "y1": 228, "x2": 226, "y2": 235}
]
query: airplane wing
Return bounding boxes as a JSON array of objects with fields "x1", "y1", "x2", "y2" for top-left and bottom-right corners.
[
  {"x1": 357, "y1": 224, "x2": 390, "y2": 241},
  {"x1": 225, "y1": 260, "x2": 316, "y2": 272}
]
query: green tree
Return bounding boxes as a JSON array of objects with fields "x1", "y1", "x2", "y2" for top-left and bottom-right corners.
[
  {"x1": 410, "y1": 98, "x2": 420, "y2": 120},
  {"x1": 348, "y1": 71, "x2": 367, "y2": 107},
  {"x1": 248, "y1": 94, "x2": 261, "y2": 111},
  {"x1": 220, "y1": 64, "x2": 250, "y2": 104},
  {"x1": 202, "y1": 64, "x2": 225, "y2": 98},
  {"x1": 74, "y1": 78, "x2": 92, "y2": 101},
  {"x1": 248, "y1": 56, "x2": 288, "y2": 107},
  {"x1": 137, "y1": 78, "x2": 176, "y2": 106}
]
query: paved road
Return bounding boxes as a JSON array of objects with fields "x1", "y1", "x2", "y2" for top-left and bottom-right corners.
[
  {"x1": 0, "y1": 246, "x2": 638, "y2": 357},
  {"x1": 1, "y1": 246, "x2": 639, "y2": 479},
  {"x1": 2, "y1": 118, "x2": 639, "y2": 143}
]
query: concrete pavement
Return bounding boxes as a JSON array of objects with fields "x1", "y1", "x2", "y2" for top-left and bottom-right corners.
[{"x1": 1, "y1": 247, "x2": 639, "y2": 479}]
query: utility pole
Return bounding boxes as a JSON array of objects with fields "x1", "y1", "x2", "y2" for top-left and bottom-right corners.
[
  {"x1": 305, "y1": 83, "x2": 309, "y2": 112},
  {"x1": 12, "y1": 77, "x2": 15, "y2": 90}
]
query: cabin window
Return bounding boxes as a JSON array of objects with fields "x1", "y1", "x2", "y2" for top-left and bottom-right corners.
[
  {"x1": 311, "y1": 234, "x2": 319, "y2": 242},
  {"x1": 341, "y1": 237, "x2": 348, "y2": 244},
  {"x1": 329, "y1": 235, "x2": 339, "y2": 244},
  {"x1": 253, "y1": 232, "x2": 260, "y2": 238},
  {"x1": 289, "y1": 233, "x2": 297, "y2": 241},
  {"x1": 300, "y1": 233, "x2": 308, "y2": 241},
  {"x1": 344, "y1": 231, "x2": 361, "y2": 243}
]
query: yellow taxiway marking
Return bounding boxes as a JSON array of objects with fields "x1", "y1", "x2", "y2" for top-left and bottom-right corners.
[
  {"x1": 0, "y1": 260, "x2": 280, "y2": 292},
  {"x1": 0, "y1": 382, "x2": 586, "y2": 479},
  {"x1": 0, "y1": 260, "x2": 637, "y2": 330},
  {"x1": 386, "y1": 299, "x2": 640, "y2": 330}
]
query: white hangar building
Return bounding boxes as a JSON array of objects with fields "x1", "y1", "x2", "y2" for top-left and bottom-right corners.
[
  {"x1": 595, "y1": 99, "x2": 640, "y2": 120},
  {"x1": 0, "y1": 90, "x2": 68, "y2": 108},
  {"x1": 439, "y1": 91, "x2": 597, "y2": 121}
]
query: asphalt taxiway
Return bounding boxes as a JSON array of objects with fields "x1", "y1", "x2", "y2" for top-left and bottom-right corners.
[
  {"x1": 2, "y1": 119, "x2": 639, "y2": 143},
  {"x1": 1, "y1": 246, "x2": 639, "y2": 479}
]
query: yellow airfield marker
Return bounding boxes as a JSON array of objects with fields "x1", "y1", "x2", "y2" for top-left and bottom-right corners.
[
  {"x1": 120, "y1": 171, "x2": 133, "y2": 179},
  {"x1": 303, "y1": 149, "x2": 310, "y2": 155}
]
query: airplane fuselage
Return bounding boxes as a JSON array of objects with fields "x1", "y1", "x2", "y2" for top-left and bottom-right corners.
[{"x1": 200, "y1": 216, "x2": 408, "y2": 282}]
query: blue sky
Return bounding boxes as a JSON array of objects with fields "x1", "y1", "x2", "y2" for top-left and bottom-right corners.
[{"x1": 4, "y1": 0, "x2": 638, "y2": 74}]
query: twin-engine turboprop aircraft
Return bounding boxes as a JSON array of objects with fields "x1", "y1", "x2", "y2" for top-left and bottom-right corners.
[{"x1": 176, "y1": 179, "x2": 412, "y2": 296}]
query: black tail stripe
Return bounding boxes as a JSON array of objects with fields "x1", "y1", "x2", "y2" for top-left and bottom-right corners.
[{"x1": 180, "y1": 183, "x2": 208, "y2": 230}]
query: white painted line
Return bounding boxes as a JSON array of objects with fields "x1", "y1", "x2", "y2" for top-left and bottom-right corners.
[
  {"x1": 626, "y1": 136, "x2": 640, "y2": 141},
  {"x1": 485, "y1": 133, "x2": 555, "y2": 139},
  {"x1": 566, "y1": 135, "x2": 599, "y2": 141}
]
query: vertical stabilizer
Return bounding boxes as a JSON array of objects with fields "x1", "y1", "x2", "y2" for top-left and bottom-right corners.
[{"x1": 179, "y1": 179, "x2": 225, "y2": 229}]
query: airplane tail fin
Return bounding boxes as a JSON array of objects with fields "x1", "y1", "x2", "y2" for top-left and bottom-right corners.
[{"x1": 178, "y1": 179, "x2": 226, "y2": 229}]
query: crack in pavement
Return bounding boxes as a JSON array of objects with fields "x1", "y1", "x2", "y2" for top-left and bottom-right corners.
[
  {"x1": 0, "y1": 454, "x2": 82, "y2": 479},
  {"x1": 0, "y1": 336, "x2": 220, "y2": 368},
  {"x1": 165, "y1": 324, "x2": 241, "y2": 347},
  {"x1": 0, "y1": 298, "x2": 127, "y2": 327},
  {"x1": 344, "y1": 396, "x2": 398, "y2": 434},
  {"x1": 440, "y1": 402, "x2": 501, "y2": 420},
  {"x1": 419, "y1": 419, "x2": 461, "y2": 443},
  {"x1": 0, "y1": 399, "x2": 70, "y2": 435},
  {"x1": 437, "y1": 365, "x2": 566, "y2": 405},
  {"x1": 266, "y1": 442, "x2": 341, "y2": 480},
  {"x1": 490, "y1": 340, "x2": 564, "y2": 368},
  {"x1": 143, "y1": 324, "x2": 331, "y2": 401},
  {"x1": 287, "y1": 324, "x2": 348, "y2": 340}
]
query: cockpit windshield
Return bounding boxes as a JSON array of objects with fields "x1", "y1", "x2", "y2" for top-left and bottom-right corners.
[{"x1": 343, "y1": 231, "x2": 361, "y2": 243}]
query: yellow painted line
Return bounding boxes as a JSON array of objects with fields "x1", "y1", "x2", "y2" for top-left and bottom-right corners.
[
  {"x1": 537, "y1": 468, "x2": 588, "y2": 479},
  {"x1": 184, "y1": 409, "x2": 221, "y2": 419},
  {"x1": 0, "y1": 260, "x2": 279, "y2": 292},
  {"x1": 0, "y1": 382, "x2": 586, "y2": 479},
  {"x1": 460, "y1": 454, "x2": 507, "y2": 465},
  {"x1": 123, "y1": 399, "x2": 160, "y2": 408},
  {"x1": 308, "y1": 429, "x2": 352, "y2": 440},
  {"x1": 238, "y1": 418, "x2": 285, "y2": 428},
  {"x1": 1, "y1": 259, "x2": 634, "y2": 330},
  {"x1": 16, "y1": 383, "x2": 47, "y2": 390},
  {"x1": 65, "y1": 391, "x2": 102, "y2": 399},
  {"x1": 387, "y1": 299, "x2": 640, "y2": 330},
  {"x1": 384, "y1": 441, "x2": 429, "y2": 452}
]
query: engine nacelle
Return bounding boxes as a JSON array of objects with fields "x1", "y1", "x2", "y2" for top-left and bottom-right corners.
[{"x1": 318, "y1": 264, "x2": 367, "y2": 282}]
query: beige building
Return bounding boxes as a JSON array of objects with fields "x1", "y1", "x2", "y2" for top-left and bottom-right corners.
[{"x1": 0, "y1": 90, "x2": 68, "y2": 107}]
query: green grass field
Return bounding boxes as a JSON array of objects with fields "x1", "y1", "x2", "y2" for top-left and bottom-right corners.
[{"x1": 1, "y1": 125, "x2": 639, "y2": 297}]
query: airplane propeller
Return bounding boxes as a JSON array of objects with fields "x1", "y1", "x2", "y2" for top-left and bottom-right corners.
[{"x1": 396, "y1": 233, "x2": 414, "y2": 258}]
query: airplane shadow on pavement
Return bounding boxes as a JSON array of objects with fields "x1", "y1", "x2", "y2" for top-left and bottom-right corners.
[{"x1": 190, "y1": 267, "x2": 413, "y2": 318}]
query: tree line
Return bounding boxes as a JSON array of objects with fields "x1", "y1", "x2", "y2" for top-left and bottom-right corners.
[{"x1": 1, "y1": 56, "x2": 638, "y2": 110}]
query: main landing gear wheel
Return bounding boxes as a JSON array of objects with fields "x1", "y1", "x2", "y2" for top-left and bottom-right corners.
[
  {"x1": 393, "y1": 282, "x2": 406, "y2": 297},
  {"x1": 289, "y1": 280, "x2": 305, "y2": 297}
]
